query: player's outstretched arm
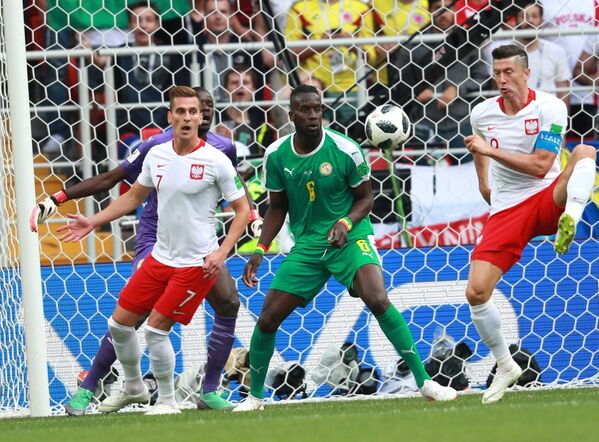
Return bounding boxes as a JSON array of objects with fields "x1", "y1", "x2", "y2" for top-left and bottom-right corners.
[
  {"x1": 242, "y1": 190, "x2": 288, "y2": 288},
  {"x1": 328, "y1": 180, "x2": 373, "y2": 248},
  {"x1": 203, "y1": 195, "x2": 250, "y2": 280},
  {"x1": 57, "y1": 181, "x2": 153, "y2": 242},
  {"x1": 29, "y1": 167, "x2": 127, "y2": 232}
]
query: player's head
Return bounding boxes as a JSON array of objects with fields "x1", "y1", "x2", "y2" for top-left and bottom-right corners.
[
  {"x1": 193, "y1": 86, "x2": 215, "y2": 133},
  {"x1": 127, "y1": 2, "x2": 160, "y2": 46},
  {"x1": 491, "y1": 44, "x2": 530, "y2": 99},
  {"x1": 168, "y1": 86, "x2": 202, "y2": 141},
  {"x1": 289, "y1": 84, "x2": 323, "y2": 137},
  {"x1": 429, "y1": 0, "x2": 454, "y2": 32},
  {"x1": 515, "y1": 1, "x2": 543, "y2": 44}
]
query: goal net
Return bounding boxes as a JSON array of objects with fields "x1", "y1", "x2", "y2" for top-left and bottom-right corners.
[{"x1": 1, "y1": 0, "x2": 597, "y2": 415}]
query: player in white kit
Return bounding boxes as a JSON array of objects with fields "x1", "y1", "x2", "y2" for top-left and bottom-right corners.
[
  {"x1": 463, "y1": 45, "x2": 596, "y2": 404},
  {"x1": 58, "y1": 86, "x2": 250, "y2": 415}
]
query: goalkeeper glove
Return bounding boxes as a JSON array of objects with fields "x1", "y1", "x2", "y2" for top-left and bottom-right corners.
[
  {"x1": 249, "y1": 209, "x2": 263, "y2": 238},
  {"x1": 29, "y1": 189, "x2": 68, "y2": 232}
]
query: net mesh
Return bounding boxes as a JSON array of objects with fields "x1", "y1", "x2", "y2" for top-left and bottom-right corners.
[{"x1": 1, "y1": 0, "x2": 597, "y2": 414}]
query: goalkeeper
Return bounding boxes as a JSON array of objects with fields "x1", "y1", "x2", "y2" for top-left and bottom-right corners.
[
  {"x1": 30, "y1": 87, "x2": 262, "y2": 415},
  {"x1": 233, "y1": 85, "x2": 457, "y2": 411}
]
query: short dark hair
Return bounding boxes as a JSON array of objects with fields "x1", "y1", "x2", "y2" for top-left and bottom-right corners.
[
  {"x1": 127, "y1": 1, "x2": 159, "y2": 20},
  {"x1": 290, "y1": 84, "x2": 320, "y2": 107},
  {"x1": 193, "y1": 86, "x2": 211, "y2": 96},
  {"x1": 169, "y1": 86, "x2": 199, "y2": 110},
  {"x1": 222, "y1": 68, "x2": 257, "y2": 91},
  {"x1": 492, "y1": 44, "x2": 528, "y2": 69}
]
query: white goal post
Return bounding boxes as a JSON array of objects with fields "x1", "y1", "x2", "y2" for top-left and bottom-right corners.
[
  {"x1": 0, "y1": 1, "x2": 597, "y2": 417},
  {"x1": 1, "y1": 0, "x2": 50, "y2": 417}
]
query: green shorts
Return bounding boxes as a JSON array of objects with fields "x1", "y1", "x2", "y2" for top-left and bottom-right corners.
[{"x1": 269, "y1": 235, "x2": 381, "y2": 306}]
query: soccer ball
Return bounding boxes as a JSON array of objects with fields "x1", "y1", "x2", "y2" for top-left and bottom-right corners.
[{"x1": 364, "y1": 104, "x2": 411, "y2": 150}]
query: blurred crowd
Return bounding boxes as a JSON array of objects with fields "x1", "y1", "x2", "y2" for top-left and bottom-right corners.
[{"x1": 23, "y1": 0, "x2": 599, "y2": 163}]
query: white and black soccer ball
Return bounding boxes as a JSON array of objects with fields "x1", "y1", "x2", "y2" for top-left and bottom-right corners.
[{"x1": 364, "y1": 104, "x2": 411, "y2": 150}]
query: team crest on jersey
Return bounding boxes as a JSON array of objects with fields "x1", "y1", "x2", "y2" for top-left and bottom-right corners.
[
  {"x1": 190, "y1": 164, "x2": 205, "y2": 180},
  {"x1": 524, "y1": 118, "x2": 539, "y2": 135},
  {"x1": 319, "y1": 162, "x2": 333, "y2": 176}
]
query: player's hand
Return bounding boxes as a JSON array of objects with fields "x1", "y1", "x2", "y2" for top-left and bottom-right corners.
[
  {"x1": 203, "y1": 249, "x2": 226, "y2": 280},
  {"x1": 249, "y1": 218, "x2": 263, "y2": 238},
  {"x1": 464, "y1": 135, "x2": 493, "y2": 156},
  {"x1": 328, "y1": 221, "x2": 349, "y2": 248},
  {"x1": 242, "y1": 253, "x2": 263, "y2": 288},
  {"x1": 56, "y1": 213, "x2": 94, "y2": 242},
  {"x1": 29, "y1": 196, "x2": 59, "y2": 232}
]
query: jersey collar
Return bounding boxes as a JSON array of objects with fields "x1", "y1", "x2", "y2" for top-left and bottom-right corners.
[
  {"x1": 497, "y1": 88, "x2": 536, "y2": 114},
  {"x1": 172, "y1": 137, "x2": 206, "y2": 156}
]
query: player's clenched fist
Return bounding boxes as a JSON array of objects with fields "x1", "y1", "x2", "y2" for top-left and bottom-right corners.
[
  {"x1": 29, "y1": 190, "x2": 68, "y2": 232},
  {"x1": 464, "y1": 135, "x2": 493, "y2": 156}
]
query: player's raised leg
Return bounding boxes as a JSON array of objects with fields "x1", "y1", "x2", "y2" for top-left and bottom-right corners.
[
  {"x1": 466, "y1": 260, "x2": 522, "y2": 404},
  {"x1": 352, "y1": 264, "x2": 457, "y2": 401},
  {"x1": 553, "y1": 144, "x2": 597, "y2": 254},
  {"x1": 232, "y1": 289, "x2": 303, "y2": 412}
]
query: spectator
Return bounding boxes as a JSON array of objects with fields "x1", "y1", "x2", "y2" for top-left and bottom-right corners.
[
  {"x1": 191, "y1": 0, "x2": 274, "y2": 100},
  {"x1": 39, "y1": 0, "x2": 129, "y2": 156},
  {"x1": 217, "y1": 69, "x2": 275, "y2": 155},
  {"x1": 484, "y1": 1, "x2": 570, "y2": 106},
  {"x1": 114, "y1": 2, "x2": 174, "y2": 133},
  {"x1": 370, "y1": 0, "x2": 430, "y2": 102},
  {"x1": 574, "y1": 34, "x2": 599, "y2": 136},
  {"x1": 542, "y1": 0, "x2": 598, "y2": 138},
  {"x1": 284, "y1": 0, "x2": 376, "y2": 129},
  {"x1": 391, "y1": 0, "x2": 487, "y2": 149}
]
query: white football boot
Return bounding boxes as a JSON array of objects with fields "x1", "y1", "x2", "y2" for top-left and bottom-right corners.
[
  {"x1": 232, "y1": 395, "x2": 265, "y2": 412},
  {"x1": 98, "y1": 388, "x2": 151, "y2": 413},
  {"x1": 419, "y1": 379, "x2": 458, "y2": 401},
  {"x1": 145, "y1": 403, "x2": 181, "y2": 416},
  {"x1": 482, "y1": 361, "x2": 523, "y2": 404}
]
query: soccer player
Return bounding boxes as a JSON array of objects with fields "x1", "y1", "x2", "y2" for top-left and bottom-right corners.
[
  {"x1": 464, "y1": 44, "x2": 596, "y2": 404},
  {"x1": 232, "y1": 84, "x2": 457, "y2": 412},
  {"x1": 58, "y1": 86, "x2": 250, "y2": 415},
  {"x1": 30, "y1": 88, "x2": 261, "y2": 414}
]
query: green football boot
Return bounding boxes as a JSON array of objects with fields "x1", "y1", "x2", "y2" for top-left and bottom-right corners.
[
  {"x1": 198, "y1": 391, "x2": 235, "y2": 410},
  {"x1": 64, "y1": 387, "x2": 94, "y2": 416},
  {"x1": 554, "y1": 213, "x2": 575, "y2": 255}
]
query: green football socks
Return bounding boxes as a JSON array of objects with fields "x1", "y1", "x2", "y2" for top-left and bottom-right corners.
[
  {"x1": 249, "y1": 326, "x2": 276, "y2": 399},
  {"x1": 376, "y1": 304, "x2": 431, "y2": 388}
]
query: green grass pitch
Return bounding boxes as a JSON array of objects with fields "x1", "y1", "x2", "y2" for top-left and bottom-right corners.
[{"x1": 1, "y1": 388, "x2": 597, "y2": 442}]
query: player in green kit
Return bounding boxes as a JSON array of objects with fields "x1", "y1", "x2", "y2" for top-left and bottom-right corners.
[{"x1": 233, "y1": 85, "x2": 458, "y2": 411}]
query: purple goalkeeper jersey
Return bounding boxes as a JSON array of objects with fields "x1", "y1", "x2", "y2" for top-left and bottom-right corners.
[{"x1": 119, "y1": 127, "x2": 238, "y2": 267}]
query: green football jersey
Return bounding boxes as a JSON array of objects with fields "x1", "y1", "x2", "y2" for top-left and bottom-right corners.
[{"x1": 262, "y1": 128, "x2": 373, "y2": 247}]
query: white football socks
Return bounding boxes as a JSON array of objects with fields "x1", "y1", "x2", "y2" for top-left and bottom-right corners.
[
  {"x1": 470, "y1": 300, "x2": 512, "y2": 370},
  {"x1": 565, "y1": 157, "x2": 595, "y2": 224},
  {"x1": 145, "y1": 325, "x2": 176, "y2": 406},
  {"x1": 107, "y1": 317, "x2": 145, "y2": 395}
]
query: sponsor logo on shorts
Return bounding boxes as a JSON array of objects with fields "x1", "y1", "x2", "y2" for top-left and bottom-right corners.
[
  {"x1": 524, "y1": 118, "x2": 539, "y2": 135},
  {"x1": 190, "y1": 164, "x2": 205, "y2": 180},
  {"x1": 319, "y1": 162, "x2": 333, "y2": 176}
]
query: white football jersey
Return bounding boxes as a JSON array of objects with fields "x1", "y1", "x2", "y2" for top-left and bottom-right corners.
[
  {"x1": 137, "y1": 139, "x2": 245, "y2": 267},
  {"x1": 470, "y1": 89, "x2": 567, "y2": 215}
]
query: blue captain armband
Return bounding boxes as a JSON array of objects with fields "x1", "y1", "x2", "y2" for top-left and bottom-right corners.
[{"x1": 535, "y1": 131, "x2": 562, "y2": 154}]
